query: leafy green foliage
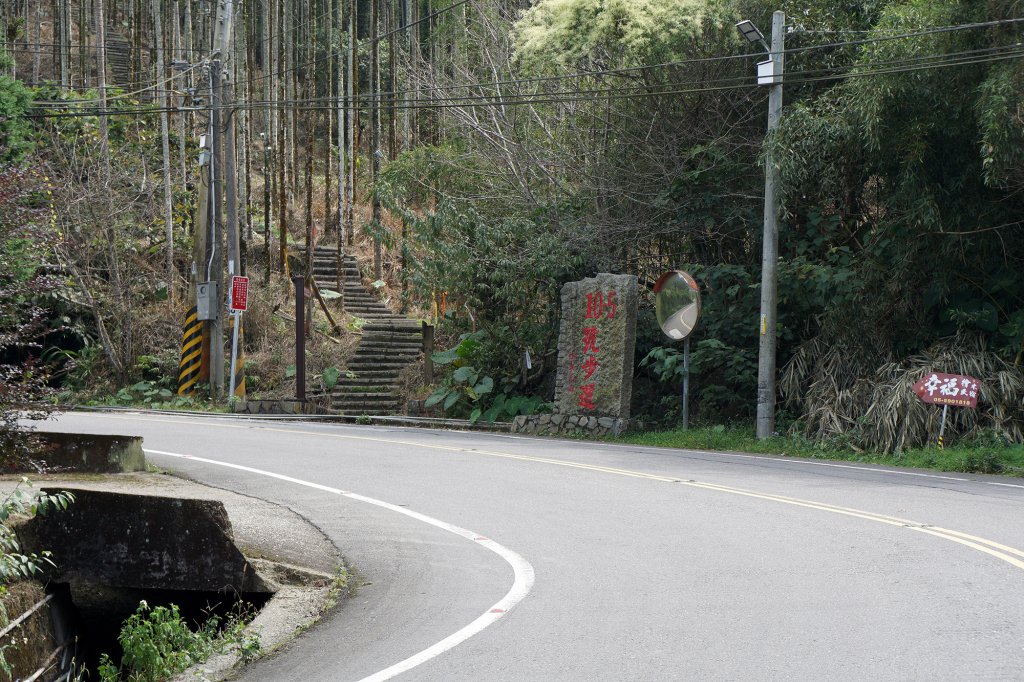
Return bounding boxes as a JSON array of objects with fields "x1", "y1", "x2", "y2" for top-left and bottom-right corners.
[
  {"x1": 514, "y1": 0, "x2": 719, "y2": 70},
  {"x1": 113, "y1": 381, "x2": 175, "y2": 406},
  {"x1": 426, "y1": 333, "x2": 550, "y2": 422},
  {"x1": 321, "y1": 366, "x2": 341, "y2": 390},
  {"x1": 98, "y1": 600, "x2": 259, "y2": 682},
  {"x1": 0, "y1": 55, "x2": 33, "y2": 163},
  {"x1": 0, "y1": 158, "x2": 60, "y2": 465},
  {"x1": 0, "y1": 479, "x2": 73, "y2": 584}
]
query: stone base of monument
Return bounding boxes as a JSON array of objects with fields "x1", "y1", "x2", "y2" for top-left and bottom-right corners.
[{"x1": 512, "y1": 413, "x2": 631, "y2": 438}]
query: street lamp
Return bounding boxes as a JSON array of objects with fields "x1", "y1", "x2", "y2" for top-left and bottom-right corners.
[
  {"x1": 738, "y1": 11, "x2": 785, "y2": 439},
  {"x1": 735, "y1": 20, "x2": 768, "y2": 50}
]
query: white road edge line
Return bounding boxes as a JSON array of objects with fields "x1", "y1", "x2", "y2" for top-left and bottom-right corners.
[{"x1": 143, "y1": 448, "x2": 536, "y2": 682}]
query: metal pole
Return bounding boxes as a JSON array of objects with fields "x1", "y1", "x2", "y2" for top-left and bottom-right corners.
[
  {"x1": 293, "y1": 275, "x2": 306, "y2": 402},
  {"x1": 755, "y1": 10, "x2": 785, "y2": 440},
  {"x1": 263, "y1": 141, "x2": 270, "y2": 286},
  {"x1": 229, "y1": 310, "x2": 240, "y2": 397},
  {"x1": 682, "y1": 337, "x2": 691, "y2": 430},
  {"x1": 938, "y1": 404, "x2": 948, "y2": 449}
]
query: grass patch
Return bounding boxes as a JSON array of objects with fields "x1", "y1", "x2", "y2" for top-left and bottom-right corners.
[{"x1": 619, "y1": 425, "x2": 1024, "y2": 476}]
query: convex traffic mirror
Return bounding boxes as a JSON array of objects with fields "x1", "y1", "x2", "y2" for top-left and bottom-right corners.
[{"x1": 653, "y1": 270, "x2": 701, "y2": 340}]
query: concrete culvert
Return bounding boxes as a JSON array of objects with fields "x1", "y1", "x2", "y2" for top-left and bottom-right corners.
[{"x1": 18, "y1": 488, "x2": 276, "y2": 678}]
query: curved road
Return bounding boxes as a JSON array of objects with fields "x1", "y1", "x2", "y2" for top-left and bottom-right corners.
[{"x1": 47, "y1": 412, "x2": 1024, "y2": 681}]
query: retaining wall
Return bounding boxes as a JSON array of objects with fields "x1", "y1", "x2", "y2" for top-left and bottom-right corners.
[{"x1": 512, "y1": 413, "x2": 632, "y2": 437}]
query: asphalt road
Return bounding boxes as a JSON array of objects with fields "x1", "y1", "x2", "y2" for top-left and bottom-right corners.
[{"x1": 44, "y1": 412, "x2": 1024, "y2": 681}]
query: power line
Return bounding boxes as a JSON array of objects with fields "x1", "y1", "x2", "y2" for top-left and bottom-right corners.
[
  {"x1": 202, "y1": 42, "x2": 1024, "y2": 111},
  {"x1": 25, "y1": 44, "x2": 1023, "y2": 120},
  {"x1": 785, "y1": 16, "x2": 1024, "y2": 55},
  {"x1": 226, "y1": 15, "x2": 1024, "y2": 111}
]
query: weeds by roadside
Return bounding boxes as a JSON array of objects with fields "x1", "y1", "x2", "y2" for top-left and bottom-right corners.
[
  {"x1": 617, "y1": 424, "x2": 1024, "y2": 476},
  {"x1": 97, "y1": 600, "x2": 260, "y2": 682}
]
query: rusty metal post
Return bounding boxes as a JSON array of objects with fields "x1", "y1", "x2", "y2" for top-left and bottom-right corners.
[
  {"x1": 422, "y1": 322, "x2": 434, "y2": 384},
  {"x1": 293, "y1": 275, "x2": 306, "y2": 402}
]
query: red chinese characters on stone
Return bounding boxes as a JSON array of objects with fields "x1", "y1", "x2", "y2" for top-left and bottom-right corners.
[
  {"x1": 577, "y1": 383, "x2": 596, "y2": 410},
  {"x1": 577, "y1": 289, "x2": 617, "y2": 410},
  {"x1": 585, "y1": 291, "x2": 618, "y2": 320}
]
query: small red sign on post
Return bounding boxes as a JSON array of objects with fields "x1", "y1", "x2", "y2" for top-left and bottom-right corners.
[
  {"x1": 912, "y1": 373, "x2": 980, "y2": 409},
  {"x1": 230, "y1": 276, "x2": 249, "y2": 312}
]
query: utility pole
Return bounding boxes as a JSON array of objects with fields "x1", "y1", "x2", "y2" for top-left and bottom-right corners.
[
  {"x1": 208, "y1": 0, "x2": 236, "y2": 401},
  {"x1": 209, "y1": 57, "x2": 225, "y2": 400},
  {"x1": 755, "y1": 10, "x2": 785, "y2": 439}
]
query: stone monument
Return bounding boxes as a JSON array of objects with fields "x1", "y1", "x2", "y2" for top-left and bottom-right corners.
[{"x1": 513, "y1": 273, "x2": 638, "y2": 437}]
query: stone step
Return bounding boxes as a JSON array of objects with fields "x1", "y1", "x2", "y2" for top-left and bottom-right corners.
[
  {"x1": 362, "y1": 325, "x2": 422, "y2": 332},
  {"x1": 355, "y1": 345, "x2": 421, "y2": 355},
  {"x1": 332, "y1": 394, "x2": 399, "y2": 404},
  {"x1": 336, "y1": 386, "x2": 398, "y2": 395},
  {"x1": 339, "y1": 370, "x2": 403, "y2": 380},
  {"x1": 340, "y1": 301, "x2": 387, "y2": 309},
  {"x1": 333, "y1": 404, "x2": 402, "y2": 412},
  {"x1": 332, "y1": 395, "x2": 402, "y2": 405},
  {"x1": 339, "y1": 290, "x2": 381, "y2": 296},
  {"x1": 350, "y1": 314, "x2": 405, "y2": 320},
  {"x1": 349, "y1": 312, "x2": 400, "y2": 320},
  {"x1": 347, "y1": 358, "x2": 418, "y2": 369},
  {"x1": 362, "y1": 323, "x2": 422, "y2": 333},
  {"x1": 362, "y1": 340, "x2": 422, "y2": 351},
  {"x1": 361, "y1": 333, "x2": 422, "y2": 342},
  {"x1": 337, "y1": 375, "x2": 398, "y2": 385},
  {"x1": 313, "y1": 263, "x2": 359, "y2": 271}
]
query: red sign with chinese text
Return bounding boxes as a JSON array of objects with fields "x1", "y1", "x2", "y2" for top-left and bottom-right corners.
[
  {"x1": 912, "y1": 373, "x2": 980, "y2": 409},
  {"x1": 230, "y1": 275, "x2": 249, "y2": 312}
]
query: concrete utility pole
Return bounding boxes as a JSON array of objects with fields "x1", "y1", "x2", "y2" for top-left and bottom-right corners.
[
  {"x1": 209, "y1": 57, "x2": 225, "y2": 400},
  {"x1": 208, "y1": 0, "x2": 236, "y2": 401},
  {"x1": 755, "y1": 10, "x2": 785, "y2": 439}
]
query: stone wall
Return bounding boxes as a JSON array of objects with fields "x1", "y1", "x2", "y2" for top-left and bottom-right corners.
[{"x1": 512, "y1": 413, "x2": 631, "y2": 438}]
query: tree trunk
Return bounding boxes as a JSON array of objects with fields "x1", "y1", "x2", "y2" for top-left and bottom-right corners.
[
  {"x1": 153, "y1": 0, "x2": 175, "y2": 303},
  {"x1": 304, "y1": 6, "x2": 315, "y2": 276},
  {"x1": 336, "y1": 0, "x2": 345, "y2": 245},
  {"x1": 346, "y1": 0, "x2": 357, "y2": 246},
  {"x1": 278, "y1": 0, "x2": 289, "y2": 276},
  {"x1": 31, "y1": 0, "x2": 41, "y2": 82},
  {"x1": 96, "y1": 0, "x2": 111, "y2": 177},
  {"x1": 370, "y1": 0, "x2": 382, "y2": 280}
]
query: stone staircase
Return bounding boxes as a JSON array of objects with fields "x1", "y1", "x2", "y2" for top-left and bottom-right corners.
[
  {"x1": 311, "y1": 245, "x2": 422, "y2": 416},
  {"x1": 106, "y1": 31, "x2": 133, "y2": 89}
]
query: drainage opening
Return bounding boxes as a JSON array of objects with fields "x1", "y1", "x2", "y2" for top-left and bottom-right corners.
[{"x1": 52, "y1": 583, "x2": 272, "y2": 675}]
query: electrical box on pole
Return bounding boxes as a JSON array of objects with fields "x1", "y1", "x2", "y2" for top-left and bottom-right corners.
[{"x1": 196, "y1": 281, "x2": 218, "y2": 320}]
